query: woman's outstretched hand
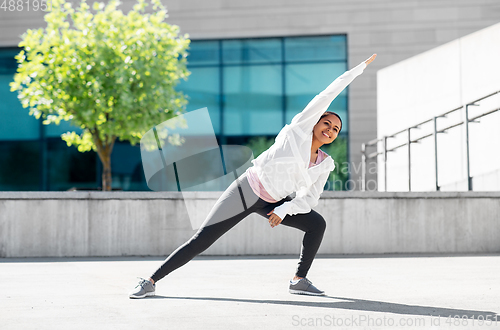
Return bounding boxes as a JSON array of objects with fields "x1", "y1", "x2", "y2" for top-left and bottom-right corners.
[
  {"x1": 365, "y1": 54, "x2": 377, "y2": 66},
  {"x1": 267, "y1": 209, "x2": 283, "y2": 228}
]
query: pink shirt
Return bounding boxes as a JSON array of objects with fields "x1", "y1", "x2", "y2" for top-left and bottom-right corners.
[{"x1": 246, "y1": 149, "x2": 327, "y2": 203}]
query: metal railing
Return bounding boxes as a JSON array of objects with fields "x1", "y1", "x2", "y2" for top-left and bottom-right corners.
[{"x1": 361, "y1": 90, "x2": 500, "y2": 191}]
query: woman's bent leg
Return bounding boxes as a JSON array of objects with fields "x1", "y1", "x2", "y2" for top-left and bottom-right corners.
[
  {"x1": 254, "y1": 199, "x2": 326, "y2": 279},
  {"x1": 280, "y1": 210, "x2": 326, "y2": 278}
]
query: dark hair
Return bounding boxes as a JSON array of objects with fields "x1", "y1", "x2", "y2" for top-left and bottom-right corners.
[{"x1": 319, "y1": 111, "x2": 342, "y2": 133}]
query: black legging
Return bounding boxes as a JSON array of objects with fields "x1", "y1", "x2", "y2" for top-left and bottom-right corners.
[{"x1": 150, "y1": 170, "x2": 326, "y2": 282}]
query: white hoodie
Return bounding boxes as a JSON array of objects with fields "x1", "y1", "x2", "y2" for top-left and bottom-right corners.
[{"x1": 247, "y1": 61, "x2": 367, "y2": 221}]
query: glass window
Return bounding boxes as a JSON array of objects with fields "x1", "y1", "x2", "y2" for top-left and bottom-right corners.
[
  {"x1": 177, "y1": 67, "x2": 221, "y2": 134},
  {"x1": 45, "y1": 121, "x2": 83, "y2": 138},
  {"x1": 0, "y1": 140, "x2": 40, "y2": 191},
  {"x1": 186, "y1": 40, "x2": 219, "y2": 66},
  {"x1": 223, "y1": 65, "x2": 283, "y2": 136},
  {"x1": 178, "y1": 35, "x2": 349, "y2": 190},
  {"x1": 0, "y1": 34, "x2": 349, "y2": 191},
  {"x1": 46, "y1": 139, "x2": 98, "y2": 191},
  {"x1": 222, "y1": 38, "x2": 281, "y2": 64},
  {"x1": 285, "y1": 62, "x2": 348, "y2": 132},
  {"x1": 110, "y1": 141, "x2": 145, "y2": 191},
  {"x1": 0, "y1": 48, "x2": 40, "y2": 141},
  {"x1": 284, "y1": 35, "x2": 347, "y2": 62}
]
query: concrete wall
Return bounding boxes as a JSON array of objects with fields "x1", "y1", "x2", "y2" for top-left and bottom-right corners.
[
  {"x1": 377, "y1": 23, "x2": 500, "y2": 191},
  {"x1": 2, "y1": 0, "x2": 500, "y2": 189},
  {"x1": 1, "y1": 191, "x2": 499, "y2": 258}
]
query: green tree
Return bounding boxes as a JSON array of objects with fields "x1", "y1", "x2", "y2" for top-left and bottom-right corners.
[
  {"x1": 244, "y1": 136, "x2": 275, "y2": 159},
  {"x1": 10, "y1": 0, "x2": 190, "y2": 190},
  {"x1": 322, "y1": 135, "x2": 348, "y2": 190}
]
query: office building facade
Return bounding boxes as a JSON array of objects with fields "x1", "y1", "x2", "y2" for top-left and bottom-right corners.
[{"x1": 1, "y1": 0, "x2": 499, "y2": 191}]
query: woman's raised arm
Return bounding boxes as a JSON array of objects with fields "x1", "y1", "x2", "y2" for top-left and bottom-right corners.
[{"x1": 288, "y1": 54, "x2": 376, "y2": 135}]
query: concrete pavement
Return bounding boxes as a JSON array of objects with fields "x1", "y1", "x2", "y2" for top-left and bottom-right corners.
[{"x1": 1, "y1": 254, "x2": 499, "y2": 330}]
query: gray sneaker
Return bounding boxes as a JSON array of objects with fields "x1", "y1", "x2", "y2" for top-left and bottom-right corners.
[
  {"x1": 129, "y1": 278, "x2": 156, "y2": 299},
  {"x1": 289, "y1": 278, "x2": 325, "y2": 296}
]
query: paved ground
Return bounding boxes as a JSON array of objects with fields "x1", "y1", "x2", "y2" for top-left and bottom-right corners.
[{"x1": 1, "y1": 254, "x2": 499, "y2": 330}]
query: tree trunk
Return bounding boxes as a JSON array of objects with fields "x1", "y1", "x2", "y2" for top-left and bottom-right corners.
[
  {"x1": 91, "y1": 129, "x2": 116, "y2": 191},
  {"x1": 101, "y1": 153, "x2": 112, "y2": 191}
]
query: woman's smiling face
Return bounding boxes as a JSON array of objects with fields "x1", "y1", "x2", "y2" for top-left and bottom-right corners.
[{"x1": 313, "y1": 114, "x2": 341, "y2": 144}]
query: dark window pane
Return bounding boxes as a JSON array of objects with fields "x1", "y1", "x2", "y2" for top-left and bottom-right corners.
[
  {"x1": 0, "y1": 140, "x2": 40, "y2": 191},
  {"x1": 223, "y1": 65, "x2": 283, "y2": 136},
  {"x1": 47, "y1": 139, "x2": 97, "y2": 191},
  {"x1": 284, "y1": 35, "x2": 347, "y2": 62},
  {"x1": 110, "y1": 142, "x2": 147, "y2": 191},
  {"x1": 0, "y1": 48, "x2": 18, "y2": 74},
  {"x1": 285, "y1": 62, "x2": 348, "y2": 133},
  {"x1": 129, "y1": 162, "x2": 149, "y2": 191},
  {"x1": 222, "y1": 39, "x2": 281, "y2": 64}
]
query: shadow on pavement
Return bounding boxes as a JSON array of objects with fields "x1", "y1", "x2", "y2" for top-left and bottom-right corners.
[{"x1": 151, "y1": 295, "x2": 499, "y2": 319}]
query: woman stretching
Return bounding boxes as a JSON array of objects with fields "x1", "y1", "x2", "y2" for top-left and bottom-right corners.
[{"x1": 130, "y1": 53, "x2": 377, "y2": 298}]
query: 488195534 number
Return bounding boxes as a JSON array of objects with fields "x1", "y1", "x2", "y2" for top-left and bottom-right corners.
[{"x1": 1, "y1": 0, "x2": 52, "y2": 11}]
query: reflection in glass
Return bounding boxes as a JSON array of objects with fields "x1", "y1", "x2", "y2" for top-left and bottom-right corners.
[
  {"x1": 284, "y1": 35, "x2": 347, "y2": 62},
  {"x1": 223, "y1": 65, "x2": 283, "y2": 136},
  {"x1": 222, "y1": 38, "x2": 281, "y2": 64},
  {"x1": 285, "y1": 62, "x2": 348, "y2": 133}
]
